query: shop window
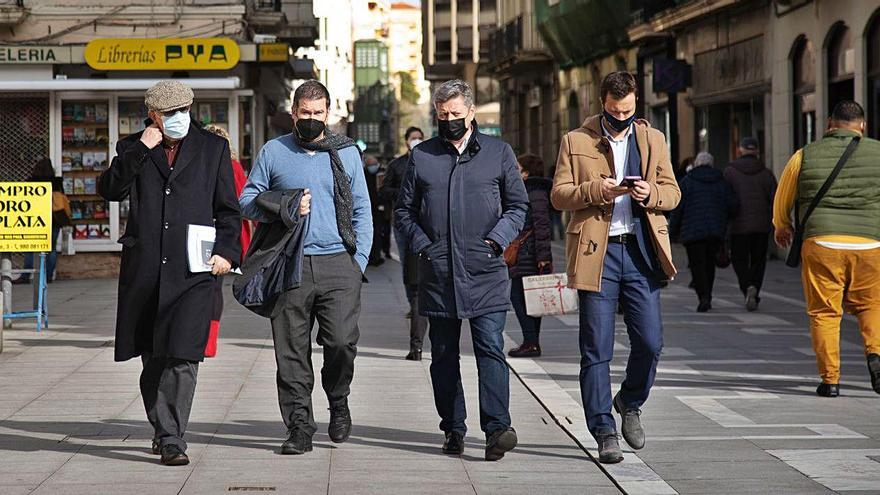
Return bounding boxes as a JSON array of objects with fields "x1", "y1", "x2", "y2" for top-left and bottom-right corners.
[
  {"x1": 60, "y1": 100, "x2": 111, "y2": 242},
  {"x1": 792, "y1": 36, "x2": 816, "y2": 150},
  {"x1": 0, "y1": 95, "x2": 49, "y2": 181},
  {"x1": 826, "y1": 23, "x2": 854, "y2": 114},
  {"x1": 191, "y1": 100, "x2": 229, "y2": 129},
  {"x1": 867, "y1": 11, "x2": 880, "y2": 138}
]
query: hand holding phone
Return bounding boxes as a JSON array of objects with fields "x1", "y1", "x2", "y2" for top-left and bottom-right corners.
[{"x1": 621, "y1": 176, "x2": 642, "y2": 188}]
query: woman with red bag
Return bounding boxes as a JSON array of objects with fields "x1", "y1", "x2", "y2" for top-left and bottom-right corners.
[
  {"x1": 507, "y1": 154, "x2": 553, "y2": 358},
  {"x1": 203, "y1": 124, "x2": 253, "y2": 357}
]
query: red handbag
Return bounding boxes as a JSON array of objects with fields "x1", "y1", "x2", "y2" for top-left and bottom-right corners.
[{"x1": 205, "y1": 320, "x2": 220, "y2": 358}]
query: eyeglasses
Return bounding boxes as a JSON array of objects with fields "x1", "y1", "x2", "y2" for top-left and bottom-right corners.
[{"x1": 159, "y1": 106, "x2": 190, "y2": 117}]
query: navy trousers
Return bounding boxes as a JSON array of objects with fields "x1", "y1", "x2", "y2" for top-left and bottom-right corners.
[
  {"x1": 578, "y1": 240, "x2": 663, "y2": 439},
  {"x1": 428, "y1": 311, "x2": 511, "y2": 437}
]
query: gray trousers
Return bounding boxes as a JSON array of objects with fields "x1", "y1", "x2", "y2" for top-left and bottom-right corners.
[
  {"x1": 270, "y1": 252, "x2": 362, "y2": 436},
  {"x1": 140, "y1": 352, "x2": 199, "y2": 451}
]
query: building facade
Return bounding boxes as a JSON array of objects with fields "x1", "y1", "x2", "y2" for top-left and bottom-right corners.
[
  {"x1": 488, "y1": 0, "x2": 556, "y2": 167},
  {"x1": 0, "y1": 0, "x2": 317, "y2": 278},
  {"x1": 352, "y1": 39, "x2": 397, "y2": 159},
  {"x1": 294, "y1": 0, "x2": 355, "y2": 133},
  {"x1": 421, "y1": 0, "x2": 500, "y2": 134}
]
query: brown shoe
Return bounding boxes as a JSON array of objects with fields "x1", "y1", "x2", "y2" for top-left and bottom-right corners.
[
  {"x1": 508, "y1": 343, "x2": 541, "y2": 358},
  {"x1": 160, "y1": 445, "x2": 189, "y2": 466}
]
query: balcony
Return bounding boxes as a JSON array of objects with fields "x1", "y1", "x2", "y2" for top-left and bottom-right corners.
[
  {"x1": 0, "y1": 1, "x2": 26, "y2": 26},
  {"x1": 488, "y1": 15, "x2": 553, "y2": 75},
  {"x1": 247, "y1": 0, "x2": 318, "y2": 47},
  {"x1": 535, "y1": 0, "x2": 632, "y2": 68}
]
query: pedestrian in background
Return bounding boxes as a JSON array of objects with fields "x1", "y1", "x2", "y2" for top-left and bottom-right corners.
[
  {"x1": 670, "y1": 151, "x2": 738, "y2": 313},
  {"x1": 724, "y1": 137, "x2": 776, "y2": 312},
  {"x1": 364, "y1": 154, "x2": 386, "y2": 266},
  {"x1": 547, "y1": 165, "x2": 566, "y2": 241},
  {"x1": 507, "y1": 153, "x2": 553, "y2": 359},
  {"x1": 98, "y1": 80, "x2": 241, "y2": 466},
  {"x1": 380, "y1": 126, "x2": 428, "y2": 360},
  {"x1": 240, "y1": 79, "x2": 372, "y2": 455},
  {"x1": 396, "y1": 79, "x2": 528, "y2": 461},
  {"x1": 774, "y1": 100, "x2": 880, "y2": 398},
  {"x1": 19, "y1": 158, "x2": 68, "y2": 284},
  {"x1": 551, "y1": 71, "x2": 680, "y2": 464}
]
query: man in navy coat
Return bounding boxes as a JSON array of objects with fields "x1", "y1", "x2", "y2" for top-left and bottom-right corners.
[{"x1": 396, "y1": 79, "x2": 528, "y2": 461}]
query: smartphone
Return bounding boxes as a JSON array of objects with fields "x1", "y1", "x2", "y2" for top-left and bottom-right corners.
[{"x1": 621, "y1": 176, "x2": 641, "y2": 188}]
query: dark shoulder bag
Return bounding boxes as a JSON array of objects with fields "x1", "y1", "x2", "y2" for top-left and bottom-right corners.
[{"x1": 786, "y1": 136, "x2": 860, "y2": 268}]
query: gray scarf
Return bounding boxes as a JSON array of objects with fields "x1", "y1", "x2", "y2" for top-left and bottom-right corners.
[{"x1": 293, "y1": 131, "x2": 358, "y2": 255}]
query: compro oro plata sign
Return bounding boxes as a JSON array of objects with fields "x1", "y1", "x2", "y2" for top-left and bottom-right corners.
[
  {"x1": 0, "y1": 182, "x2": 52, "y2": 253},
  {"x1": 84, "y1": 38, "x2": 240, "y2": 70}
]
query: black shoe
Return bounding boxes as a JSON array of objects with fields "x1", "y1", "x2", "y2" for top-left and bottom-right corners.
[
  {"x1": 151, "y1": 439, "x2": 161, "y2": 455},
  {"x1": 160, "y1": 444, "x2": 190, "y2": 466},
  {"x1": 613, "y1": 392, "x2": 645, "y2": 450},
  {"x1": 442, "y1": 431, "x2": 465, "y2": 455},
  {"x1": 697, "y1": 298, "x2": 711, "y2": 313},
  {"x1": 281, "y1": 430, "x2": 313, "y2": 455},
  {"x1": 405, "y1": 350, "x2": 422, "y2": 361},
  {"x1": 867, "y1": 354, "x2": 880, "y2": 394},
  {"x1": 328, "y1": 401, "x2": 352, "y2": 443},
  {"x1": 816, "y1": 383, "x2": 839, "y2": 397},
  {"x1": 596, "y1": 431, "x2": 624, "y2": 464},
  {"x1": 485, "y1": 427, "x2": 517, "y2": 461},
  {"x1": 507, "y1": 343, "x2": 541, "y2": 358}
]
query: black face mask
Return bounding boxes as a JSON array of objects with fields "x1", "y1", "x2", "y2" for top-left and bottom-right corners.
[
  {"x1": 438, "y1": 117, "x2": 468, "y2": 141},
  {"x1": 295, "y1": 118, "x2": 326, "y2": 142},
  {"x1": 602, "y1": 110, "x2": 636, "y2": 133}
]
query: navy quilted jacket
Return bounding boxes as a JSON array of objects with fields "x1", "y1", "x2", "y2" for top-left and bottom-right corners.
[{"x1": 670, "y1": 166, "x2": 739, "y2": 244}]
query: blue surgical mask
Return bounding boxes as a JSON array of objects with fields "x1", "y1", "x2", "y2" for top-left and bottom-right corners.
[
  {"x1": 366, "y1": 164, "x2": 380, "y2": 174},
  {"x1": 162, "y1": 111, "x2": 191, "y2": 140}
]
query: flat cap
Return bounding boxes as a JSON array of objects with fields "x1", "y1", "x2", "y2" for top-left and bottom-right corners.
[{"x1": 144, "y1": 80, "x2": 194, "y2": 112}]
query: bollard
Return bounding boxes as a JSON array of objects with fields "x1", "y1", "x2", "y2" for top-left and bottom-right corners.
[{"x1": 1, "y1": 255, "x2": 11, "y2": 330}]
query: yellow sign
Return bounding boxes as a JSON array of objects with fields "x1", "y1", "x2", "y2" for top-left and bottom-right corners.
[
  {"x1": 84, "y1": 38, "x2": 240, "y2": 71},
  {"x1": 0, "y1": 182, "x2": 52, "y2": 253},
  {"x1": 258, "y1": 43, "x2": 290, "y2": 63}
]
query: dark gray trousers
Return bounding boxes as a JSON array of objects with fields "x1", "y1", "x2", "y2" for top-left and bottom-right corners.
[
  {"x1": 270, "y1": 252, "x2": 362, "y2": 436},
  {"x1": 140, "y1": 352, "x2": 199, "y2": 451},
  {"x1": 409, "y1": 292, "x2": 428, "y2": 352}
]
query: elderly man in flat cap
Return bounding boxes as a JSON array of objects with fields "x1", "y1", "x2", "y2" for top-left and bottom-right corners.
[{"x1": 99, "y1": 80, "x2": 241, "y2": 466}]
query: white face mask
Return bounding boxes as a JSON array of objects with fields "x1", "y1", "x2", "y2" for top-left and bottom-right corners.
[
  {"x1": 162, "y1": 111, "x2": 191, "y2": 140},
  {"x1": 408, "y1": 138, "x2": 422, "y2": 150}
]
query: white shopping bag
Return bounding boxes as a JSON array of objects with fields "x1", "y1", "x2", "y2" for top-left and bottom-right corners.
[
  {"x1": 522, "y1": 273, "x2": 579, "y2": 317},
  {"x1": 60, "y1": 226, "x2": 75, "y2": 256}
]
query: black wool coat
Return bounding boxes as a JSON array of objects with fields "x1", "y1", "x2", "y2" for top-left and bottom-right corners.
[
  {"x1": 99, "y1": 125, "x2": 241, "y2": 362},
  {"x1": 508, "y1": 176, "x2": 553, "y2": 279}
]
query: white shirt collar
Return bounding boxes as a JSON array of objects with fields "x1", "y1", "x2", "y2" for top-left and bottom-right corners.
[
  {"x1": 453, "y1": 126, "x2": 474, "y2": 155},
  {"x1": 601, "y1": 118, "x2": 633, "y2": 143}
]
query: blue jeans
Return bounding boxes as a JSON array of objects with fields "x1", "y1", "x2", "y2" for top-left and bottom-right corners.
[
  {"x1": 578, "y1": 241, "x2": 663, "y2": 439},
  {"x1": 23, "y1": 228, "x2": 60, "y2": 282},
  {"x1": 510, "y1": 277, "x2": 541, "y2": 344},
  {"x1": 429, "y1": 311, "x2": 510, "y2": 437}
]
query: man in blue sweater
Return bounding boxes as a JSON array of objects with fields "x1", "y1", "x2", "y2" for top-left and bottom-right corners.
[{"x1": 239, "y1": 80, "x2": 372, "y2": 455}]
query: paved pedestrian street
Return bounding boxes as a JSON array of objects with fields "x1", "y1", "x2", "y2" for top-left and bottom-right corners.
[{"x1": 1, "y1": 243, "x2": 878, "y2": 494}]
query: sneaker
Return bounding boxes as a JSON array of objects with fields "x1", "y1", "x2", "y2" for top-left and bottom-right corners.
[
  {"x1": 442, "y1": 431, "x2": 465, "y2": 455},
  {"x1": 745, "y1": 286, "x2": 759, "y2": 312},
  {"x1": 281, "y1": 429, "x2": 313, "y2": 455},
  {"x1": 508, "y1": 342, "x2": 541, "y2": 358},
  {"x1": 613, "y1": 392, "x2": 645, "y2": 450},
  {"x1": 160, "y1": 444, "x2": 190, "y2": 466},
  {"x1": 328, "y1": 401, "x2": 352, "y2": 443},
  {"x1": 596, "y1": 431, "x2": 624, "y2": 464},
  {"x1": 816, "y1": 383, "x2": 839, "y2": 397},
  {"x1": 867, "y1": 354, "x2": 880, "y2": 394},
  {"x1": 485, "y1": 427, "x2": 517, "y2": 461}
]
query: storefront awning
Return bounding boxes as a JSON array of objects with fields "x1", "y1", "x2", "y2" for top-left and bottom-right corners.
[{"x1": 0, "y1": 77, "x2": 241, "y2": 91}]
